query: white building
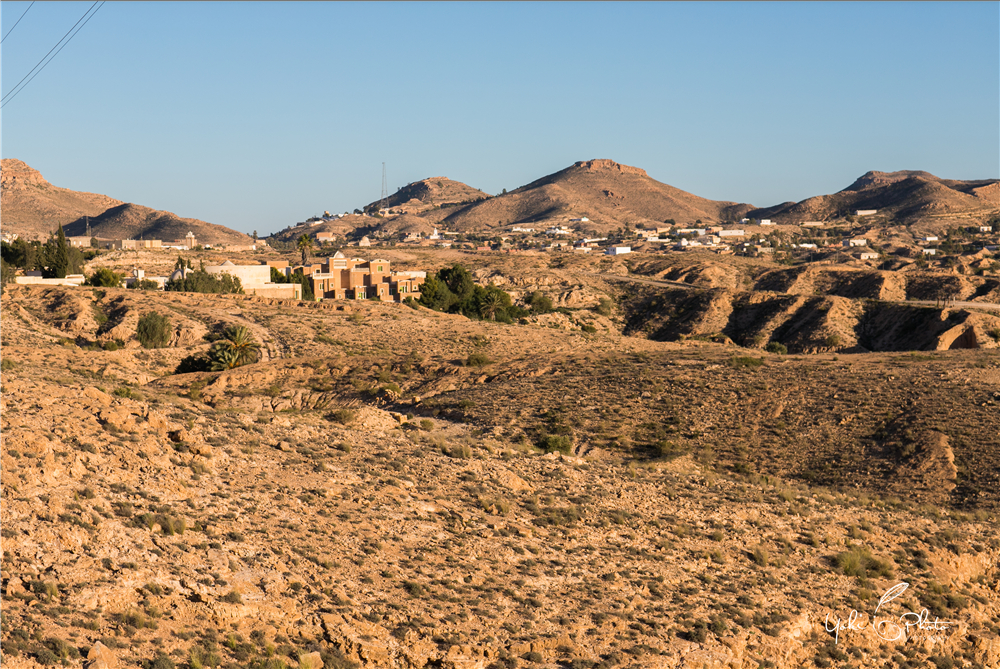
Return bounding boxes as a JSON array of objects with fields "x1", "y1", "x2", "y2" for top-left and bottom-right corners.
[
  {"x1": 545, "y1": 226, "x2": 572, "y2": 236},
  {"x1": 922, "y1": 236, "x2": 939, "y2": 242},
  {"x1": 606, "y1": 246, "x2": 632, "y2": 256},
  {"x1": 844, "y1": 238, "x2": 868, "y2": 247},
  {"x1": 855, "y1": 209, "x2": 877, "y2": 216},
  {"x1": 922, "y1": 248, "x2": 937, "y2": 255},
  {"x1": 718, "y1": 230, "x2": 745, "y2": 238},
  {"x1": 859, "y1": 252, "x2": 880, "y2": 260},
  {"x1": 569, "y1": 217, "x2": 589, "y2": 222},
  {"x1": 760, "y1": 219, "x2": 774, "y2": 226}
]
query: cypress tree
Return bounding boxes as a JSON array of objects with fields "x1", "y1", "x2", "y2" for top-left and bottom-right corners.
[{"x1": 49, "y1": 224, "x2": 71, "y2": 278}]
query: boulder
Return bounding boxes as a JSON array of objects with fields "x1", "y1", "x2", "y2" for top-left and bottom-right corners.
[{"x1": 87, "y1": 641, "x2": 116, "y2": 669}]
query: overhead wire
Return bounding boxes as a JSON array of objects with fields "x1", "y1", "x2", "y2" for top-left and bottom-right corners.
[
  {"x1": 1, "y1": 1, "x2": 104, "y2": 109},
  {"x1": 2, "y1": 1, "x2": 35, "y2": 44}
]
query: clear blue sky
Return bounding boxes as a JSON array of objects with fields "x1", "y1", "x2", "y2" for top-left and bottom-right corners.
[{"x1": 2, "y1": 1, "x2": 997, "y2": 235}]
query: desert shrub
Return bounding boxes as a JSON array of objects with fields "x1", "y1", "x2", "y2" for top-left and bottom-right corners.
[
  {"x1": 581, "y1": 324, "x2": 597, "y2": 334},
  {"x1": 102, "y1": 340, "x2": 120, "y2": 351},
  {"x1": 987, "y1": 327, "x2": 1000, "y2": 343},
  {"x1": 765, "y1": 342, "x2": 787, "y2": 355},
  {"x1": 727, "y1": 356, "x2": 764, "y2": 369},
  {"x1": 825, "y1": 334, "x2": 842, "y2": 348},
  {"x1": 528, "y1": 291, "x2": 554, "y2": 314},
  {"x1": 219, "y1": 590, "x2": 242, "y2": 604},
  {"x1": 750, "y1": 546, "x2": 769, "y2": 567},
  {"x1": 419, "y1": 419, "x2": 434, "y2": 431},
  {"x1": 832, "y1": 545, "x2": 893, "y2": 579},
  {"x1": 113, "y1": 386, "x2": 132, "y2": 398},
  {"x1": 595, "y1": 298, "x2": 614, "y2": 316},
  {"x1": 1, "y1": 358, "x2": 16, "y2": 371},
  {"x1": 538, "y1": 434, "x2": 572, "y2": 455},
  {"x1": 466, "y1": 352, "x2": 493, "y2": 368},
  {"x1": 143, "y1": 654, "x2": 176, "y2": 669},
  {"x1": 327, "y1": 409, "x2": 355, "y2": 425},
  {"x1": 136, "y1": 312, "x2": 172, "y2": 349}
]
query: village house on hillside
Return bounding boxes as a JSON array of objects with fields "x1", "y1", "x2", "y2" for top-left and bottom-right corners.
[{"x1": 306, "y1": 251, "x2": 425, "y2": 302}]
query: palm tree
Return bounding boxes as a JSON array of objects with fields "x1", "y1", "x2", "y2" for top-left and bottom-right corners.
[
  {"x1": 479, "y1": 291, "x2": 505, "y2": 321},
  {"x1": 297, "y1": 234, "x2": 313, "y2": 266},
  {"x1": 209, "y1": 325, "x2": 260, "y2": 370}
]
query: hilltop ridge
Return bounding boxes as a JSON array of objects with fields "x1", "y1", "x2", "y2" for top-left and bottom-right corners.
[{"x1": 0, "y1": 159, "x2": 252, "y2": 245}]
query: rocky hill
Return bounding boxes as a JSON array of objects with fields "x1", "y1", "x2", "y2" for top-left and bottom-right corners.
[
  {"x1": 749, "y1": 170, "x2": 1000, "y2": 225},
  {"x1": 1, "y1": 159, "x2": 123, "y2": 240},
  {"x1": 363, "y1": 177, "x2": 491, "y2": 215},
  {"x1": 1, "y1": 159, "x2": 252, "y2": 245},
  {"x1": 62, "y1": 203, "x2": 253, "y2": 247},
  {"x1": 439, "y1": 159, "x2": 756, "y2": 233}
]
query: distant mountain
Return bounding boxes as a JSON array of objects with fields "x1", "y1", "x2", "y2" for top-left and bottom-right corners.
[
  {"x1": 437, "y1": 159, "x2": 756, "y2": 233},
  {"x1": 1, "y1": 159, "x2": 123, "y2": 239},
  {"x1": 1, "y1": 159, "x2": 251, "y2": 245},
  {"x1": 363, "y1": 177, "x2": 490, "y2": 215},
  {"x1": 749, "y1": 170, "x2": 1000, "y2": 223},
  {"x1": 62, "y1": 202, "x2": 253, "y2": 247}
]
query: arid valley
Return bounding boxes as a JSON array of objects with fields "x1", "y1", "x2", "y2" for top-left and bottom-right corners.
[{"x1": 2, "y1": 158, "x2": 1000, "y2": 669}]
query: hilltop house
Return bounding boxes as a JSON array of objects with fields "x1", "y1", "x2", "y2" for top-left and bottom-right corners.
[{"x1": 844, "y1": 238, "x2": 868, "y2": 247}]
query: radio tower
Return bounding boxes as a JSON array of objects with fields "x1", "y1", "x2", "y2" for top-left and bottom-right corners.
[{"x1": 379, "y1": 162, "x2": 389, "y2": 215}]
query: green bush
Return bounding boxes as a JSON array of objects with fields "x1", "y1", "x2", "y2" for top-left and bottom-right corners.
[
  {"x1": 136, "y1": 312, "x2": 172, "y2": 349},
  {"x1": 86, "y1": 267, "x2": 125, "y2": 288},
  {"x1": 595, "y1": 298, "x2": 614, "y2": 316},
  {"x1": 528, "y1": 291, "x2": 554, "y2": 314},
  {"x1": 832, "y1": 545, "x2": 893, "y2": 579},
  {"x1": 538, "y1": 434, "x2": 572, "y2": 455},
  {"x1": 466, "y1": 352, "x2": 493, "y2": 368},
  {"x1": 328, "y1": 409, "x2": 355, "y2": 425},
  {"x1": 825, "y1": 334, "x2": 842, "y2": 348},
  {"x1": 765, "y1": 342, "x2": 787, "y2": 355},
  {"x1": 581, "y1": 324, "x2": 597, "y2": 334}
]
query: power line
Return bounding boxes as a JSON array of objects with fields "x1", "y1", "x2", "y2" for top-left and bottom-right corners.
[
  {"x1": 2, "y1": 1, "x2": 35, "y2": 44},
  {"x1": 1, "y1": 1, "x2": 104, "y2": 109}
]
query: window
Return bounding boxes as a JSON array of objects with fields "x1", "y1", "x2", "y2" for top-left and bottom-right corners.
[{"x1": 377, "y1": 265, "x2": 383, "y2": 272}]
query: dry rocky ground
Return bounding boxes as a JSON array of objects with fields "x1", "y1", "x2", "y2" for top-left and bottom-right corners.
[{"x1": 2, "y1": 251, "x2": 1000, "y2": 669}]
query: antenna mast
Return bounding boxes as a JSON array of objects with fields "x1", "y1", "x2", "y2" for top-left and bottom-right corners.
[{"x1": 380, "y1": 162, "x2": 388, "y2": 215}]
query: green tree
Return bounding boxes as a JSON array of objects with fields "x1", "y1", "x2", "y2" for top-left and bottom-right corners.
[
  {"x1": 86, "y1": 267, "x2": 125, "y2": 287},
  {"x1": 297, "y1": 234, "x2": 313, "y2": 265},
  {"x1": 479, "y1": 290, "x2": 505, "y2": 321},
  {"x1": 1, "y1": 258, "x2": 14, "y2": 294},
  {"x1": 529, "y1": 290, "x2": 554, "y2": 314},
  {"x1": 209, "y1": 326, "x2": 261, "y2": 371},
  {"x1": 136, "y1": 312, "x2": 172, "y2": 349},
  {"x1": 291, "y1": 269, "x2": 313, "y2": 300},
  {"x1": 269, "y1": 266, "x2": 289, "y2": 283},
  {"x1": 165, "y1": 270, "x2": 243, "y2": 294},
  {"x1": 45, "y1": 224, "x2": 72, "y2": 278}
]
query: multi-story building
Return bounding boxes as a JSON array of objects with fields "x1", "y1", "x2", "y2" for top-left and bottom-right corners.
[{"x1": 308, "y1": 252, "x2": 424, "y2": 302}]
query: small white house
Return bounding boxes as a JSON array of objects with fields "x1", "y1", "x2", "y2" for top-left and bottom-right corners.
[
  {"x1": 844, "y1": 238, "x2": 868, "y2": 247},
  {"x1": 760, "y1": 219, "x2": 774, "y2": 226},
  {"x1": 797, "y1": 243, "x2": 818, "y2": 249},
  {"x1": 859, "y1": 252, "x2": 880, "y2": 260},
  {"x1": 569, "y1": 217, "x2": 589, "y2": 222},
  {"x1": 979, "y1": 226, "x2": 993, "y2": 233},
  {"x1": 606, "y1": 246, "x2": 632, "y2": 256},
  {"x1": 922, "y1": 236, "x2": 939, "y2": 242},
  {"x1": 739, "y1": 218, "x2": 750, "y2": 224},
  {"x1": 922, "y1": 248, "x2": 937, "y2": 255},
  {"x1": 718, "y1": 230, "x2": 745, "y2": 237},
  {"x1": 855, "y1": 209, "x2": 877, "y2": 216}
]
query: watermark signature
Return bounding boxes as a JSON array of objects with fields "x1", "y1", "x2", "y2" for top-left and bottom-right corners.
[{"x1": 824, "y1": 582, "x2": 958, "y2": 645}]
